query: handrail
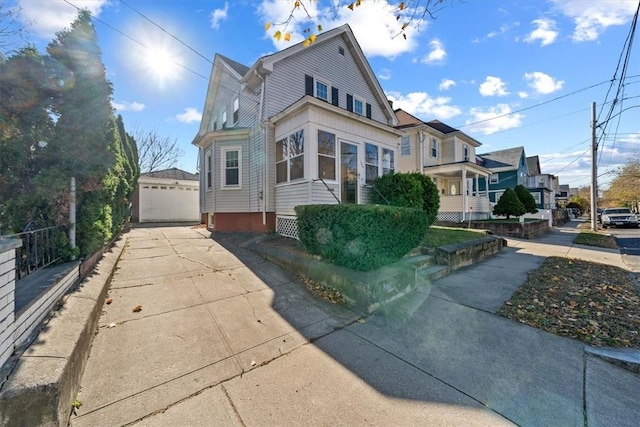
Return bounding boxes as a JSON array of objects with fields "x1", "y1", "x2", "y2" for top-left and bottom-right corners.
[
  {"x1": 362, "y1": 183, "x2": 390, "y2": 205},
  {"x1": 1, "y1": 225, "x2": 67, "y2": 281},
  {"x1": 312, "y1": 178, "x2": 341, "y2": 204}
]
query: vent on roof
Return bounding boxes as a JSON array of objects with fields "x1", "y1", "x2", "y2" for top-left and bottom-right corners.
[{"x1": 339, "y1": 46, "x2": 345, "y2": 56}]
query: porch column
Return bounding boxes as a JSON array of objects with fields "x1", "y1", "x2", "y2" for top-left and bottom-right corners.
[
  {"x1": 462, "y1": 166, "x2": 467, "y2": 221},
  {"x1": 484, "y1": 176, "x2": 489, "y2": 197},
  {"x1": 475, "y1": 174, "x2": 479, "y2": 198}
]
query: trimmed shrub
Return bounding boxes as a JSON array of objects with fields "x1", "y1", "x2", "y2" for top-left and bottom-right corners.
[
  {"x1": 515, "y1": 184, "x2": 538, "y2": 214},
  {"x1": 372, "y1": 171, "x2": 440, "y2": 224},
  {"x1": 493, "y1": 187, "x2": 525, "y2": 219},
  {"x1": 295, "y1": 204, "x2": 430, "y2": 271}
]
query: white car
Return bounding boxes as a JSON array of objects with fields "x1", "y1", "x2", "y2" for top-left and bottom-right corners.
[{"x1": 601, "y1": 208, "x2": 639, "y2": 228}]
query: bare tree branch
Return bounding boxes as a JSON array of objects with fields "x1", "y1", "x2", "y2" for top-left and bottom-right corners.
[
  {"x1": 0, "y1": 3, "x2": 32, "y2": 54},
  {"x1": 132, "y1": 127, "x2": 184, "y2": 173}
]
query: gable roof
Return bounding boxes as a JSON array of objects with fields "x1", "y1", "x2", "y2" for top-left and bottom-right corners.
[
  {"x1": 217, "y1": 54, "x2": 250, "y2": 77},
  {"x1": 394, "y1": 108, "x2": 482, "y2": 147},
  {"x1": 478, "y1": 147, "x2": 526, "y2": 172},
  {"x1": 141, "y1": 168, "x2": 199, "y2": 181}
]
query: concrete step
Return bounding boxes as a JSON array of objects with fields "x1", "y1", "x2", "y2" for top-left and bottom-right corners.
[
  {"x1": 405, "y1": 254, "x2": 436, "y2": 271},
  {"x1": 416, "y1": 264, "x2": 450, "y2": 282}
]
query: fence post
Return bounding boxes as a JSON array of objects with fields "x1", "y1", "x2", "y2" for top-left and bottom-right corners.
[{"x1": 0, "y1": 239, "x2": 22, "y2": 368}]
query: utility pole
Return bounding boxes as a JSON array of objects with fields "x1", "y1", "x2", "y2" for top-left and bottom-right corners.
[{"x1": 590, "y1": 102, "x2": 598, "y2": 232}]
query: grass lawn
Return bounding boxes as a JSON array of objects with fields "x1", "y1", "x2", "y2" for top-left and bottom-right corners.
[
  {"x1": 499, "y1": 257, "x2": 640, "y2": 348},
  {"x1": 421, "y1": 226, "x2": 486, "y2": 249},
  {"x1": 574, "y1": 232, "x2": 618, "y2": 249}
]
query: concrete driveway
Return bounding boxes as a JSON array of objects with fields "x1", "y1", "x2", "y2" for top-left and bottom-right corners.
[{"x1": 71, "y1": 225, "x2": 640, "y2": 427}]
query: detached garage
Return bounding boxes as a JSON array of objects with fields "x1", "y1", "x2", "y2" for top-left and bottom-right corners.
[{"x1": 132, "y1": 168, "x2": 200, "y2": 223}]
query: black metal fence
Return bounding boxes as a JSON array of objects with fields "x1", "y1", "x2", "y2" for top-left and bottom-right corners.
[{"x1": 2, "y1": 225, "x2": 67, "y2": 281}]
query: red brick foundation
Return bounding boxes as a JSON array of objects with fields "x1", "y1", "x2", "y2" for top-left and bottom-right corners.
[{"x1": 211, "y1": 212, "x2": 276, "y2": 233}]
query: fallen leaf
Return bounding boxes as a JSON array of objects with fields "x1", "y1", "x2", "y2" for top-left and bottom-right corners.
[
  {"x1": 357, "y1": 318, "x2": 366, "y2": 324},
  {"x1": 108, "y1": 323, "x2": 116, "y2": 328},
  {"x1": 250, "y1": 360, "x2": 256, "y2": 366},
  {"x1": 132, "y1": 305, "x2": 142, "y2": 313},
  {"x1": 105, "y1": 298, "x2": 113, "y2": 305}
]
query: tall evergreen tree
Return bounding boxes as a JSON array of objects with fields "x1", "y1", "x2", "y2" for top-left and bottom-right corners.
[
  {"x1": 514, "y1": 184, "x2": 538, "y2": 214},
  {"x1": 493, "y1": 187, "x2": 525, "y2": 219}
]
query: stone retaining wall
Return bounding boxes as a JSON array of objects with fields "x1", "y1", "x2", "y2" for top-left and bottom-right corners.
[
  {"x1": 468, "y1": 219, "x2": 550, "y2": 239},
  {"x1": 435, "y1": 235, "x2": 507, "y2": 271}
]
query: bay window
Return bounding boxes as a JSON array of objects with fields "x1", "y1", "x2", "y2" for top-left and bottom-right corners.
[{"x1": 276, "y1": 130, "x2": 304, "y2": 183}]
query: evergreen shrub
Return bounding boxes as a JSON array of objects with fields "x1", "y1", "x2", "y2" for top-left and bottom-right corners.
[
  {"x1": 295, "y1": 204, "x2": 430, "y2": 271},
  {"x1": 372, "y1": 172, "x2": 440, "y2": 224}
]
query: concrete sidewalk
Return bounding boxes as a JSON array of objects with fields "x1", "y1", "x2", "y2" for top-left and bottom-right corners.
[{"x1": 70, "y1": 222, "x2": 640, "y2": 426}]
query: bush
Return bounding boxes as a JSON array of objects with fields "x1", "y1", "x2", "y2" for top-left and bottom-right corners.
[
  {"x1": 493, "y1": 187, "x2": 525, "y2": 219},
  {"x1": 295, "y1": 204, "x2": 430, "y2": 271},
  {"x1": 514, "y1": 185, "x2": 538, "y2": 214},
  {"x1": 372, "y1": 172, "x2": 440, "y2": 224}
]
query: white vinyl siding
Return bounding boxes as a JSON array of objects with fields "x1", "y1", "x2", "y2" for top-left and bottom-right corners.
[{"x1": 265, "y1": 36, "x2": 388, "y2": 124}]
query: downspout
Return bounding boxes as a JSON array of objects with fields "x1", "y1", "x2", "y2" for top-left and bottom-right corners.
[
  {"x1": 418, "y1": 131, "x2": 425, "y2": 172},
  {"x1": 256, "y1": 69, "x2": 267, "y2": 226}
]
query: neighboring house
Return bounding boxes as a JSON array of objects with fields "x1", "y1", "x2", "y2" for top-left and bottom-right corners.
[
  {"x1": 556, "y1": 184, "x2": 570, "y2": 207},
  {"x1": 524, "y1": 155, "x2": 555, "y2": 210},
  {"x1": 395, "y1": 109, "x2": 491, "y2": 221},
  {"x1": 131, "y1": 168, "x2": 200, "y2": 223},
  {"x1": 477, "y1": 147, "x2": 529, "y2": 205},
  {"x1": 192, "y1": 24, "x2": 402, "y2": 237}
]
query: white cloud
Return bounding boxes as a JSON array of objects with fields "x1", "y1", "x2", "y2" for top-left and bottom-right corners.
[
  {"x1": 420, "y1": 39, "x2": 446, "y2": 64},
  {"x1": 524, "y1": 71, "x2": 564, "y2": 94},
  {"x1": 386, "y1": 91, "x2": 461, "y2": 120},
  {"x1": 524, "y1": 18, "x2": 558, "y2": 46},
  {"x1": 438, "y1": 79, "x2": 456, "y2": 91},
  {"x1": 17, "y1": 0, "x2": 108, "y2": 38},
  {"x1": 210, "y1": 3, "x2": 229, "y2": 30},
  {"x1": 378, "y1": 68, "x2": 392, "y2": 80},
  {"x1": 473, "y1": 22, "x2": 519, "y2": 43},
  {"x1": 465, "y1": 104, "x2": 523, "y2": 135},
  {"x1": 112, "y1": 101, "x2": 146, "y2": 112},
  {"x1": 176, "y1": 107, "x2": 202, "y2": 123},
  {"x1": 518, "y1": 91, "x2": 529, "y2": 99},
  {"x1": 550, "y1": 0, "x2": 637, "y2": 42},
  {"x1": 257, "y1": 0, "x2": 422, "y2": 59},
  {"x1": 479, "y1": 76, "x2": 509, "y2": 97}
]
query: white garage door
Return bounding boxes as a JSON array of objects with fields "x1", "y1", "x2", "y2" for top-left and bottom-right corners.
[{"x1": 139, "y1": 184, "x2": 200, "y2": 222}]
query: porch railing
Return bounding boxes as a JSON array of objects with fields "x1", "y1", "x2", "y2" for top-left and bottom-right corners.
[
  {"x1": 312, "y1": 178, "x2": 341, "y2": 204},
  {"x1": 362, "y1": 183, "x2": 390, "y2": 205},
  {"x1": 1, "y1": 225, "x2": 67, "y2": 281}
]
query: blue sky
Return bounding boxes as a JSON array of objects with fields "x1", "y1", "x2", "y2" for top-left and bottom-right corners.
[{"x1": 6, "y1": 0, "x2": 640, "y2": 188}]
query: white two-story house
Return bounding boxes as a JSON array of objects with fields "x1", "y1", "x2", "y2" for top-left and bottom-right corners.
[
  {"x1": 192, "y1": 25, "x2": 402, "y2": 238},
  {"x1": 394, "y1": 109, "x2": 492, "y2": 222}
]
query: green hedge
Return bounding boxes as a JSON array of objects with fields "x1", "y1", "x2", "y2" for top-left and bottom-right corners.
[
  {"x1": 371, "y1": 172, "x2": 440, "y2": 224},
  {"x1": 295, "y1": 204, "x2": 430, "y2": 271}
]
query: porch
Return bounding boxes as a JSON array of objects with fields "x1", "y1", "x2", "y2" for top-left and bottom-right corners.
[{"x1": 438, "y1": 195, "x2": 491, "y2": 222}]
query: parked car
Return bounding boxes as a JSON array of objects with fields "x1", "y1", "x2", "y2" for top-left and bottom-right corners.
[
  {"x1": 600, "y1": 207, "x2": 639, "y2": 228},
  {"x1": 597, "y1": 208, "x2": 603, "y2": 223},
  {"x1": 566, "y1": 208, "x2": 580, "y2": 218}
]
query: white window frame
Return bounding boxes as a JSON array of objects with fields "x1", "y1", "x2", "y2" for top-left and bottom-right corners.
[
  {"x1": 400, "y1": 136, "x2": 411, "y2": 156},
  {"x1": 532, "y1": 192, "x2": 541, "y2": 204},
  {"x1": 233, "y1": 97, "x2": 239, "y2": 125},
  {"x1": 221, "y1": 146, "x2": 242, "y2": 189},
  {"x1": 490, "y1": 174, "x2": 499, "y2": 184},
  {"x1": 206, "y1": 150, "x2": 213, "y2": 191},
  {"x1": 353, "y1": 96, "x2": 364, "y2": 115},
  {"x1": 365, "y1": 142, "x2": 379, "y2": 184},
  {"x1": 317, "y1": 130, "x2": 336, "y2": 181},
  {"x1": 495, "y1": 191, "x2": 504, "y2": 203},
  {"x1": 276, "y1": 129, "x2": 305, "y2": 184},
  {"x1": 314, "y1": 78, "x2": 330, "y2": 102},
  {"x1": 382, "y1": 147, "x2": 395, "y2": 175},
  {"x1": 463, "y1": 144, "x2": 470, "y2": 161},
  {"x1": 431, "y1": 138, "x2": 438, "y2": 158}
]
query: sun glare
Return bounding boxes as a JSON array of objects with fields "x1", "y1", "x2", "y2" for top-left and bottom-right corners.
[{"x1": 142, "y1": 47, "x2": 183, "y2": 84}]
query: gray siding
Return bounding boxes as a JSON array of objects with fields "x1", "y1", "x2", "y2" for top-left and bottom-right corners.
[
  {"x1": 265, "y1": 35, "x2": 387, "y2": 124},
  {"x1": 275, "y1": 181, "x2": 311, "y2": 215}
]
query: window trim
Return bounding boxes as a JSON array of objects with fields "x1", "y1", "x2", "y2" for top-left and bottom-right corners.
[
  {"x1": 276, "y1": 129, "x2": 305, "y2": 184},
  {"x1": 221, "y1": 146, "x2": 242, "y2": 189},
  {"x1": 221, "y1": 110, "x2": 227, "y2": 129},
  {"x1": 431, "y1": 138, "x2": 438, "y2": 158},
  {"x1": 490, "y1": 174, "x2": 499, "y2": 184},
  {"x1": 382, "y1": 147, "x2": 395, "y2": 175},
  {"x1": 365, "y1": 142, "x2": 379, "y2": 184},
  {"x1": 463, "y1": 144, "x2": 470, "y2": 161}
]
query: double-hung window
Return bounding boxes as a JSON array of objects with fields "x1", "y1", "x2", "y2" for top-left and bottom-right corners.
[
  {"x1": 318, "y1": 130, "x2": 336, "y2": 180},
  {"x1": 382, "y1": 148, "x2": 394, "y2": 175},
  {"x1": 463, "y1": 144, "x2": 470, "y2": 161},
  {"x1": 233, "y1": 98, "x2": 239, "y2": 125},
  {"x1": 315, "y1": 80, "x2": 329, "y2": 101},
  {"x1": 365, "y1": 143, "x2": 379, "y2": 184},
  {"x1": 222, "y1": 147, "x2": 241, "y2": 188},
  {"x1": 206, "y1": 152, "x2": 212, "y2": 189},
  {"x1": 431, "y1": 138, "x2": 438, "y2": 158},
  {"x1": 221, "y1": 110, "x2": 227, "y2": 129},
  {"x1": 354, "y1": 97, "x2": 364, "y2": 115},
  {"x1": 490, "y1": 174, "x2": 499, "y2": 184},
  {"x1": 276, "y1": 130, "x2": 304, "y2": 183},
  {"x1": 400, "y1": 136, "x2": 411, "y2": 156}
]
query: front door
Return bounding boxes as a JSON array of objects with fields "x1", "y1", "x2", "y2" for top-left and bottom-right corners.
[{"x1": 340, "y1": 141, "x2": 358, "y2": 204}]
